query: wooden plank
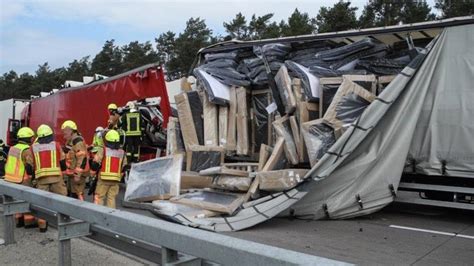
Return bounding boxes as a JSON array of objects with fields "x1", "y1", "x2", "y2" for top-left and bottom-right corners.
[
  {"x1": 262, "y1": 138, "x2": 286, "y2": 171},
  {"x1": 257, "y1": 144, "x2": 273, "y2": 171},
  {"x1": 218, "y1": 106, "x2": 228, "y2": 147},
  {"x1": 226, "y1": 87, "x2": 238, "y2": 151},
  {"x1": 203, "y1": 91, "x2": 218, "y2": 146},
  {"x1": 236, "y1": 87, "x2": 249, "y2": 155}
]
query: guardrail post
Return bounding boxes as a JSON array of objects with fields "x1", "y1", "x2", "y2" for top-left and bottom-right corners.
[
  {"x1": 1, "y1": 195, "x2": 30, "y2": 245},
  {"x1": 161, "y1": 246, "x2": 203, "y2": 266},
  {"x1": 56, "y1": 212, "x2": 91, "y2": 266},
  {"x1": 58, "y1": 213, "x2": 72, "y2": 266}
]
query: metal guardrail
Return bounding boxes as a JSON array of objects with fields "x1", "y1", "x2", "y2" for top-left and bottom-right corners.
[{"x1": 0, "y1": 180, "x2": 349, "y2": 266}]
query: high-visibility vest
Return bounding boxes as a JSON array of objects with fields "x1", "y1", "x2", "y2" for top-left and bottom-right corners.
[
  {"x1": 100, "y1": 147, "x2": 124, "y2": 182},
  {"x1": 125, "y1": 112, "x2": 141, "y2": 136},
  {"x1": 4, "y1": 143, "x2": 30, "y2": 183},
  {"x1": 32, "y1": 141, "x2": 62, "y2": 178}
]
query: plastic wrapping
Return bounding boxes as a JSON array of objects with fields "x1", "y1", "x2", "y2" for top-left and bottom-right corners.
[
  {"x1": 323, "y1": 77, "x2": 376, "y2": 131},
  {"x1": 180, "y1": 171, "x2": 213, "y2": 189},
  {"x1": 285, "y1": 60, "x2": 320, "y2": 102},
  {"x1": 315, "y1": 38, "x2": 376, "y2": 61},
  {"x1": 204, "y1": 51, "x2": 239, "y2": 62},
  {"x1": 199, "y1": 66, "x2": 250, "y2": 87},
  {"x1": 170, "y1": 190, "x2": 245, "y2": 214},
  {"x1": 309, "y1": 65, "x2": 367, "y2": 77},
  {"x1": 252, "y1": 90, "x2": 273, "y2": 149},
  {"x1": 175, "y1": 92, "x2": 202, "y2": 150},
  {"x1": 274, "y1": 65, "x2": 297, "y2": 114},
  {"x1": 152, "y1": 200, "x2": 218, "y2": 218},
  {"x1": 258, "y1": 169, "x2": 308, "y2": 192},
  {"x1": 335, "y1": 93, "x2": 372, "y2": 125},
  {"x1": 201, "y1": 59, "x2": 238, "y2": 69},
  {"x1": 211, "y1": 176, "x2": 251, "y2": 192},
  {"x1": 193, "y1": 68, "x2": 230, "y2": 106},
  {"x1": 272, "y1": 116, "x2": 299, "y2": 165},
  {"x1": 254, "y1": 43, "x2": 291, "y2": 58},
  {"x1": 330, "y1": 45, "x2": 388, "y2": 70},
  {"x1": 301, "y1": 119, "x2": 336, "y2": 167},
  {"x1": 356, "y1": 58, "x2": 407, "y2": 75},
  {"x1": 199, "y1": 166, "x2": 248, "y2": 177},
  {"x1": 262, "y1": 138, "x2": 287, "y2": 171},
  {"x1": 186, "y1": 146, "x2": 224, "y2": 172},
  {"x1": 124, "y1": 154, "x2": 183, "y2": 202},
  {"x1": 165, "y1": 117, "x2": 185, "y2": 156}
]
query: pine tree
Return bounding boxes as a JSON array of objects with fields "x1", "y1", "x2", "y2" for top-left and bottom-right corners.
[
  {"x1": 223, "y1": 12, "x2": 249, "y2": 40},
  {"x1": 435, "y1": 0, "x2": 474, "y2": 18},
  {"x1": 280, "y1": 9, "x2": 315, "y2": 36},
  {"x1": 316, "y1": 1, "x2": 358, "y2": 33}
]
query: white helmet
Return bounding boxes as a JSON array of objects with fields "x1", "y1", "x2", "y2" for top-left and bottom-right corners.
[
  {"x1": 95, "y1": 126, "x2": 104, "y2": 132},
  {"x1": 127, "y1": 101, "x2": 137, "y2": 112}
]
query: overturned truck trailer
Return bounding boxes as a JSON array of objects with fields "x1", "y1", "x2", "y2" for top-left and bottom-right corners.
[{"x1": 149, "y1": 17, "x2": 474, "y2": 231}]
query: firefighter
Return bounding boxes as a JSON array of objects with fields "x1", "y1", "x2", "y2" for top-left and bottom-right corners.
[
  {"x1": 60, "y1": 120, "x2": 90, "y2": 200},
  {"x1": 0, "y1": 139, "x2": 8, "y2": 177},
  {"x1": 90, "y1": 126, "x2": 105, "y2": 153},
  {"x1": 107, "y1": 103, "x2": 120, "y2": 129},
  {"x1": 32, "y1": 124, "x2": 68, "y2": 232},
  {"x1": 91, "y1": 130, "x2": 126, "y2": 208},
  {"x1": 120, "y1": 101, "x2": 142, "y2": 164},
  {"x1": 4, "y1": 127, "x2": 37, "y2": 228}
]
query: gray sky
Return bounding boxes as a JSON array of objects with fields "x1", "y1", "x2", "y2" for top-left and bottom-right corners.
[{"x1": 0, "y1": 0, "x2": 437, "y2": 74}]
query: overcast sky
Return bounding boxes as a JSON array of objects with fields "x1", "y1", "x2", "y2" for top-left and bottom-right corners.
[{"x1": 0, "y1": 0, "x2": 437, "y2": 74}]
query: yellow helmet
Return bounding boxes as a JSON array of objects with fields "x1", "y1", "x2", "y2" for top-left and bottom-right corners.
[
  {"x1": 105, "y1": 130, "x2": 120, "y2": 143},
  {"x1": 61, "y1": 120, "x2": 77, "y2": 131},
  {"x1": 37, "y1": 124, "x2": 54, "y2": 138},
  {"x1": 17, "y1": 127, "x2": 35, "y2": 138},
  {"x1": 108, "y1": 103, "x2": 118, "y2": 110}
]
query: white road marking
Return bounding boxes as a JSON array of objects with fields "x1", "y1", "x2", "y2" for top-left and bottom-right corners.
[{"x1": 389, "y1": 225, "x2": 474, "y2": 240}]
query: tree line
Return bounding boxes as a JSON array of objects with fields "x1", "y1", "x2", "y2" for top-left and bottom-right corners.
[{"x1": 1, "y1": 0, "x2": 473, "y2": 100}]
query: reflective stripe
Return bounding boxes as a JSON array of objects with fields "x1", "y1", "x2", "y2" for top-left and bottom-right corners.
[
  {"x1": 32, "y1": 142, "x2": 61, "y2": 178},
  {"x1": 125, "y1": 112, "x2": 141, "y2": 136},
  {"x1": 100, "y1": 147, "x2": 124, "y2": 181},
  {"x1": 5, "y1": 143, "x2": 30, "y2": 183}
]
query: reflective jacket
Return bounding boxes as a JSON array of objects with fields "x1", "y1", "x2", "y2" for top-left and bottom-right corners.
[
  {"x1": 32, "y1": 141, "x2": 62, "y2": 178},
  {"x1": 100, "y1": 147, "x2": 125, "y2": 182},
  {"x1": 123, "y1": 112, "x2": 141, "y2": 136},
  {"x1": 4, "y1": 143, "x2": 30, "y2": 183}
]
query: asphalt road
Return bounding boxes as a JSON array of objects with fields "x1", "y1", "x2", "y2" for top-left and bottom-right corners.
[{"x1": 1, "y1": 189, "x2": 473, "y2": 265}]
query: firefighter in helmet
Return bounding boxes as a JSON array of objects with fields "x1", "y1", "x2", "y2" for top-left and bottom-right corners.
[
  {"x1": 4, "y1": 127, "x2": 37, "y2": 229},
  {"x1": 107, "y1": 103, "x2": 120, "y2": 130},
  {"x1": 91, "y1": 130, "x2": 126, "y2": 208},
  {"x1": 120, "y1": 101, "x2": 143, "y2": 163},
  {"x1": 60, "y1": 120, "x2": 90, "y2": 200},
  {"x1": 32, "y1": 124, "x2": 68, "y2": 232}
]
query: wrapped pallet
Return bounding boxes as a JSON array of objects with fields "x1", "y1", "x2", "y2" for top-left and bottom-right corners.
[
  {"x1": 258, "y1": 169, "x2": 309, "y2": 192},
  {"x1": 274, "y1": 65, "x2": 297, "y2": 114},
  {"x1": 272, "y1": 116, "x2": 299, "y2": 165},
  {"x1": 211, "y1": 176, "x2": 251, "y2": 192},
  {"x1": 319, "y1": 75, "x2": 377, "y2": 117},
  {"x1": 301, "y1": 119, "x2": 338, "y2": 167},
  {"x1": 323, "y1": 77, "x2": 376, "y2": 132},
  {"x1": 174, "y1": 91, "x2": 204, "y2": 150},
  {"x1": 166, "y1": 117, "x2": 185, "y2": 156},
  {"x1": 186, "y1": 145, "x2": 224, "y2": 172},
  {"x1": 252, "y1": 89, "x2": 273, "y2": 150},
  {"x1": 124, "y1": 155, "x2": 183, "y2": 202}
]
